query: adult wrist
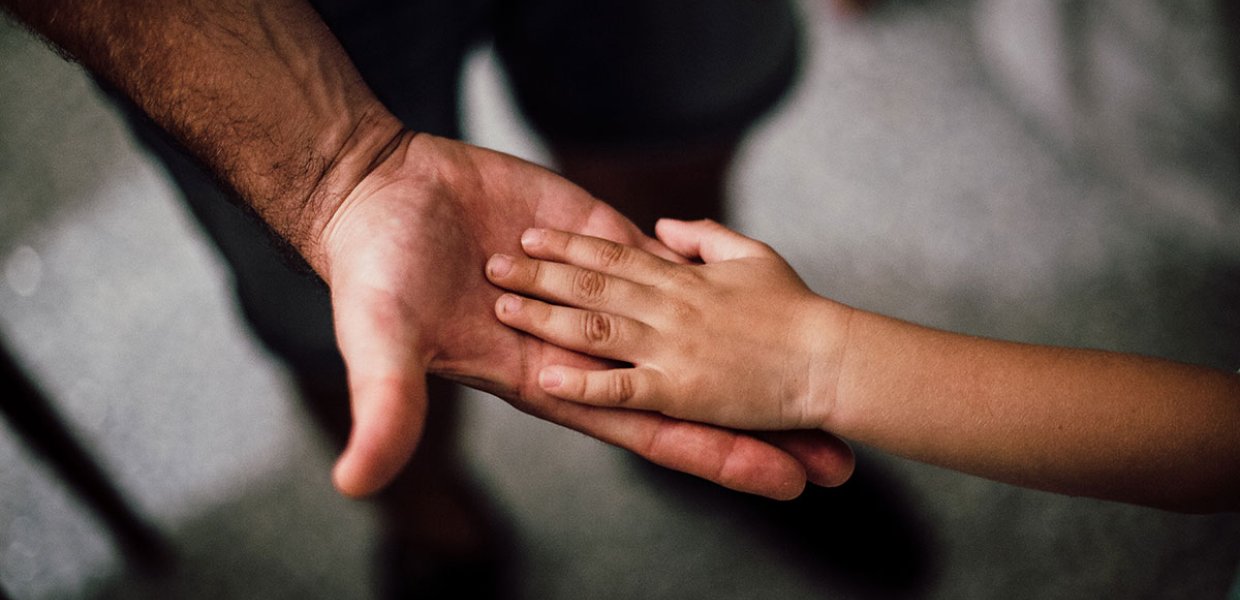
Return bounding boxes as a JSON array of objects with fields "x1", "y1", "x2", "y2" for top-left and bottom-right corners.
[{"x1": 292, "y1": 105, "x2": 408, "y2": 277}]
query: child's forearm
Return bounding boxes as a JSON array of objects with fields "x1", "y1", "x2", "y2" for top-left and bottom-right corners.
[
  {"x1": 815, "y1": 301, "x2": 1240, "y2": 513},
  {"x1": 482, "y1": 222, "x2": 1238, "y2": 509}
]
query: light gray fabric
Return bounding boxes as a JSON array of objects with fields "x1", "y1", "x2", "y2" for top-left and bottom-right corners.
[{"x1": 974, "y1": 0, "x2": 1240, "y2": 246}]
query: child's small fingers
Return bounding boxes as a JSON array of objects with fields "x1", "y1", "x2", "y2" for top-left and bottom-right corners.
[
  {"x1": 520, "y1": 228, "x2": 675, "y2": 285},
  {"x1": 487, "y1": 253, "x2": 653, "y2": 316},
  {"x1": 539, "y1": 366, "x2": 664, "y2": 411},
  {"x1": 494, "y1": 294, "x2": 649, "y2": 361}
]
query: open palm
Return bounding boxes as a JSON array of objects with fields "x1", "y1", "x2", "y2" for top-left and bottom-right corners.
[{"x1": 320, "y1": 134, "x2": 854, "y2": 498}]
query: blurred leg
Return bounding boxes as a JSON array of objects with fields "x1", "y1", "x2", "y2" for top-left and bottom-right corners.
[
  {"x1": 550, "y1": 141, "x2": 738, "y2": 235},
  {"x1": 496, "y1": 0, "x2": 802, "y2": 233}
]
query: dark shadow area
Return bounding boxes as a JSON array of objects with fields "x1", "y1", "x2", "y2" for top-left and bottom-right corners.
[
  {"x1": 1214, "y1": 0, "x2": 1240, "y2": 175},
  {"x1": 367, "y1": 456, "x2": 524, "y2": 600},
  {"x1": 85, "y1": 479, "x2": 371, "y2": 600},
  {"x1": 0, "y1": 334, "x2": 173, "y2": 577},
  {"x1": 289, "y1": 361, "x2": 523, "y2": 600},
  {"x1": 638, "y1": 449, "x2": 937, "y2": 598},
  {"x1": 77, "y1": 465, "x2": 524, "y2": 600}
]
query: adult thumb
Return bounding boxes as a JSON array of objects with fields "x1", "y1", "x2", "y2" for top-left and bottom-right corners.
[
  {"x1": 328, "y1": 287, "x2": 430, "y2": 498},
  {"x1": 331, "y1": 371, "x2": 428, "y2": 497}
]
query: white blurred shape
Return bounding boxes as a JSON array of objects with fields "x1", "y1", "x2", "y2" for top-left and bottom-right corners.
[{"x1": 5, "y1": 245, "x2": 43, "y2": 297}]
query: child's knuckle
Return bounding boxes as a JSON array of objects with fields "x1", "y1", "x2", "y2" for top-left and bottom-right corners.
[
  {"x1": 572, "y1": 269, "x2": 608, "y2": 303},
  {"x1": 582, "y1": 311, "x2": 616, "y2": 345}
]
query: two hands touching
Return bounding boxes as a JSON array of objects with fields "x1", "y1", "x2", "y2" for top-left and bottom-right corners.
[
  {"x1": 316, "y1": 133, "x2": 855, "y2": 500},
  {"x1": 484, "y1": 219, "x2": 1240, "y2": 513},
  {"x1": 485, "y1": 219, "x2": 849, "y2": 433},
  {"x1": 262, "y1": 122, "x2": 1240, "y2": 514},
  {"x1": 14, "y1": 0, "x2": 1231, "y2": 512},
  {"x1": 1, "y1": 0, "x2": 851, "y2": 503}
]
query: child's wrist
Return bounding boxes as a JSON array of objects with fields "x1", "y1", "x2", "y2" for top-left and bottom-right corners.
[{"x1": 796, "y1": 295, "x2": 855, "y2": 431}]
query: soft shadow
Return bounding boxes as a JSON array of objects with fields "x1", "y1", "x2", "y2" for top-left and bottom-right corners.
[
  {"x1": 78, "y1": 460, "x2": 525, "y2": 600},
  {"x1": 639, "y1": 449, "x2": 938, "y2": 597},
  {"x1": 83, "y1": 475, "x2": 377, "y2": 600}
]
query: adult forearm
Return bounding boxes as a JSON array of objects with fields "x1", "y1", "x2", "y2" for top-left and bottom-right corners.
[
  {"x1": 825, "y1": 308, "x2": 1240, "y2": 512},
  {"x1": 3, "y1": 0, "x2": 404, "y2": 271}
]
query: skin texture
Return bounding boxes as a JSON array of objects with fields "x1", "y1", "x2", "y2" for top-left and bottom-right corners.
[
  {"x1": 489, "y1": 219, "x2": 1240, "y2": 513},
  {"x1": 2, "y1": 0, "x2": 856, "y2": 500},
  {"x1": 486, "y1": 221, "x2": 850, "y2": 430},
  {"x1": 318, "y1": 133, "x2": 856, "y2": 497}
]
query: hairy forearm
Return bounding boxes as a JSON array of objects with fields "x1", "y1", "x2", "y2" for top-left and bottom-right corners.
[
  {"x1": 820, "y1": 304, "x2": 1240, "y2": 512},
  {"x1": 3, "y1": 0, "x2": 404, "y2": 271}
]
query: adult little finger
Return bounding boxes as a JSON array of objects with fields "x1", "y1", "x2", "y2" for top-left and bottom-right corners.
[{"x1": 538, "y1": 365, "x2": 666, "y2": 412}]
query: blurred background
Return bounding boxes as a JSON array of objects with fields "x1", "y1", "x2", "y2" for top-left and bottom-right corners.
[{"x1": 2, "y1": 0, "x2": 1239, "y2": 598}]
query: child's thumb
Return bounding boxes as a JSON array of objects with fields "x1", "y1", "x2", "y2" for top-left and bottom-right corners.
[{"x1": 654, "y1": 218, "x2": 772, "y2": 263}]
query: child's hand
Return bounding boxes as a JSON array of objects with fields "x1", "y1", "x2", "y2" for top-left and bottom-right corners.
[{"x1": 485, "y1": 219, "x2": 853, "y2": 431}]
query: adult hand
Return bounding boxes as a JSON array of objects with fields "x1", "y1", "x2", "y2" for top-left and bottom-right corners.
[
  {"x1": 316, "y1": 134, "x2": 855, "y2": 499},
  {"x1": 0, "y1": 0, "x2": 852, "y2": 500}
]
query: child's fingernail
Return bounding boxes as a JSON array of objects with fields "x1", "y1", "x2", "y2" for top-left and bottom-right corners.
[
  {"x1": 521, "y1": 228, "x2": 546, "y2": 248},
  {"x1": 498, "y1": 294, "x2": 521, "y2": 315},
  {"x1": 540, "y1": 369, "x2": 563, "y2": 389},
  {"x1": 487, "y1": 254, "x2": 513, "y2": 278}
]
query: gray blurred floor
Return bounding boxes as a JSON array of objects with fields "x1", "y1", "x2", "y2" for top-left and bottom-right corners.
[{"x1": 2, "y1": 1, "x2": 1239, "y2": 599}]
